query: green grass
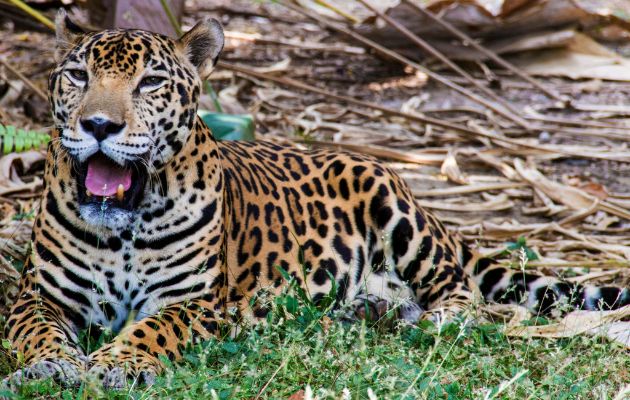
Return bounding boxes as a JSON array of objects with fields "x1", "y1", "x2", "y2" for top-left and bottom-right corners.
[{"x1": 1, "y1": 290, "x2": 628, "y2": 400}]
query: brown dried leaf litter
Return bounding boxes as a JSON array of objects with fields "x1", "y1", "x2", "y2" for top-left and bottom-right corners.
[{"x1": 0, "y1": 1, "x2": 629, "y2": 335}]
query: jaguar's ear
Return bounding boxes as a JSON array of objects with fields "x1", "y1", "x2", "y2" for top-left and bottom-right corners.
[
  {"x1": 55, "y1": 9, "x2": 85, "y2": 62},
  {"x1": 178, "y1": 18, "x2": 224, "y2": 80}
]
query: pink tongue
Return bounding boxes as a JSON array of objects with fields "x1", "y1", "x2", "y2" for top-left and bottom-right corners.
[{"x1": 85, "y1": 154, "x2": 132, "y2": 197}]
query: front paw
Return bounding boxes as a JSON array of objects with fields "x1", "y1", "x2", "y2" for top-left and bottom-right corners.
[
  {"x1": 86, "y1": 364, "x2": 156, "y2": 390},
  {"x1": 2, "y1": 358, "x2": 85, "y2": 389},
  {"x1": 422, "y1": 306, "x2": 477, "y2": 328},
  {"x1": 87, "y1": 345, "x2": 161, "y2": 389}
]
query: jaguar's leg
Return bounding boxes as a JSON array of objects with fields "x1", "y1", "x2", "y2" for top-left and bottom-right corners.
[
  {"x1": 392, "y1": 208, "x2": 479, "y2": 324},
  {"x1": 3, "y1": 278, "x2": 86, "y2": 388},
  {"x1": 87, "y1": 295, "x2": 224, "y2": 389},
  {"x1": 415, "y1": 263, "x2": 478, "y2": 324}
]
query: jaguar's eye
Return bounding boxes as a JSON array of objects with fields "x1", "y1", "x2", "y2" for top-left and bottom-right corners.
[
  {"x1": 139, "y1": 76, "x2": 166, "y2": 91},
  {"x1": 65, "y1": 69, "x2": 88, "y2": 85}
]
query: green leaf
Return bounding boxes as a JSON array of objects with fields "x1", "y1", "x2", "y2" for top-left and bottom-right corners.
[
  {"x1": 0, "y1": 124, "x2": 50, "y2": 154},
  {"x1": 221, "y1": 342, "x2": 239, "y2": 354},
  {"x1": 198, "y1": 111, "x2": 255, "y2": 141},
  {"x1": 3, "y1": 125, "x2": 15, "y2": 154},
  {"x1": 203, "y1": 81, "x2": 223, "y2": 113},
  {"x1": 15, "y1": 130, "x2": 25, "y2": 153},
  {"x1": 284, "y1": 295, "x2": 299, "y2": 315},
  {"x1": 525, "y1": 248, "x2": 539, "y2": 261},
  {"x1": 505, "y1": 235, "x2": 539, "y2": 261}
]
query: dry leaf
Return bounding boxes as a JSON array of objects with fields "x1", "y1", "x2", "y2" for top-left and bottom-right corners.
[
  {"x1": 492, "y1": 29, "x2": 578, "y2": 55},
  {"x1": 288, "y1": 390, "x2": 305, "y2": 400},
  {"x1": 225, "y1": 31, "x2": 365, "y2": 54},
  {"x1": 0, "y1": 80, "x2": 24, "y2": 106},
  {"x1": 416, "y1": 193, "x2": 514, "y2": 212},
  {"x1": 565, "y1": 270, "x2": 622, "y2": 285},
  {"x1": 414, "y1": 182, "x2": 526, "y2": 197},
  {"x1": 539, "y1": 239, "x2": 630, "y2": 260},
  {"x1": 312, "y1": 141, "x2": 444, "y2": 165},
  {"x1": 514, "y1": 158, "x2": 596, "y2": 210},
  {"x1": 0, "y1": 151, "x2": 45, "y2": 197},
  {"x1": 0, "y1": 253, "x2": 19, "y2": 281},
  {"x1": 218, "y1": 84, "x2": 248, "y2": 115},
  {"x1": 440, "y1": 151, "x2": 468, "y2": 184},
  {"x1": 458, "y1": 221, "x2": 551, "y2": 238},
  {"x1": 304, "y1": 103, "x2": 348, "y2": 122},
  {"x1": 573, "y1": 0, "x2": 630, "y2": 23},
  {"x1": 476, "y1": 152, "x2": 519, "y2": 180},
  {"x1": 614, "y1": 384, "x2": 630, "y2": 400},
  {"x1": 596, "y1": 321, "x2": 630, "y2": 348},
  {"x1": 587, "y1": 211, "x2": 620, "y2": 230},
  {"x1": 579, "y1": 182, "x2": 609, "y2": 200},
  {"x1": 251, "y1": 58, "x2": 292, "y2": 74},
  {"x1": 512, "y1": 33, "x2": 630, "y2": 81},
  {"x1": 296, "y1": 0, "x2": 399, "y2": 23},
  {"x1": 320, "y1": 315, "x2": 333, "y2": 333},
  {"x1": 0, "y1": 150, "x2": 45, "y2": 187},
  {"x1": 505, "y1": 305, "x2": 630, "y2": 348}
]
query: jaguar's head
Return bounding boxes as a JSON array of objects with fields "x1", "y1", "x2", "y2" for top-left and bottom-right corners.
[{"x1": 49, "y1": 10, "x2": 223, "y2": 225}]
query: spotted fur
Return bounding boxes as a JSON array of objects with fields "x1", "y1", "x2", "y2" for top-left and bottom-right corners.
[{"x1": 4, "y1": 11, "x2": 629, "y2": 389}]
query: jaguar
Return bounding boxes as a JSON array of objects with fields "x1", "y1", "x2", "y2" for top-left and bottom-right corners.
[{"x1": 3, "y1": 9, "x2": 629, "y2": 389}]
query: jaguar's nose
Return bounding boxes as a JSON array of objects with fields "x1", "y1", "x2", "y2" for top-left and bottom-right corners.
[{"x1": 80, "y1": 117, "x2": 126, "y2": 142}]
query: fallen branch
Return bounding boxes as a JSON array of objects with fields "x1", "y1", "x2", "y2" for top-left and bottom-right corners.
[
  {"x1": 220, "y1": 61, "x2": 482, "y2": 136},
  {"x1": 401, "y1": 0, "x2": 568, "y2": 105},
  {"x1": 303, "y1": 140, "x2": 445, "y2": 165},
  {"x1": 413, "y1": 182, "x2": 527, "y2": 197},
  {"x1": 6, "y1": 0, "x2": 54, "y2": 30},
  {"x1": 357, "y1": 0, "x2": 529, "y2": 125},
  {"x1": 0, "y1": 58, "x2": 47, "y2": 101},
  {"x1": 220, "y1": 61, "x2": 630, "y2": 163},
  {"x1": 525, "y1": 111, "x2": 630, "y2": 131},
  {"x1": 194, "y1": 4, "x2": 303, "y2": 24},
  {"x1": 225, "y1": 31, "x2": 365, "y2": 54},
  {"x1": 416, "y1": 195, "x2": 514, "y2": 212},
  {"x1": 277, "y1": 0, "x2": 531, "y2": 129},
  {"x1": 514, "y1": 159, "x2": 630, "y2": 221},
  {"x1": 505, "y1": 305, "x2": 630, "y2": 342},
  {"x1": 499, "y1": 260, "x2": 630, "y2": 269}
]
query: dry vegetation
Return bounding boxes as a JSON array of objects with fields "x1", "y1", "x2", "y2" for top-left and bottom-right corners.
[{"x1": 0, "y1": 0, "x2": 629, "y2": 398}]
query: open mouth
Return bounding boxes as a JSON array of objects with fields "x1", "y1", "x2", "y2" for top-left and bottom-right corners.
[{"x1": 77, "y1": 152, "x2": 147, "y2": 210}]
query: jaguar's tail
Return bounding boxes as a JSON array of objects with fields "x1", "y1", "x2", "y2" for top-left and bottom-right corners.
[{"x1": 462, "y1": 247, "x2": 630, "y2": 314}]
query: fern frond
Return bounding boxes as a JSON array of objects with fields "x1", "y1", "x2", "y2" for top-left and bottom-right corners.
[{"x1": 0, "y1": 124, "x2": 50, "y2": 154}]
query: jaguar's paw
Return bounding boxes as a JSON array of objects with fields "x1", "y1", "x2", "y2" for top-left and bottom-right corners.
[
  {"x1": 2, "y1": 358, "x2": 84, "y2": 389},
  {"x1": 86, "y1": 364, "x2": 157, "y2": 390}
]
